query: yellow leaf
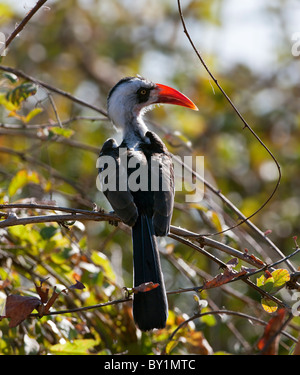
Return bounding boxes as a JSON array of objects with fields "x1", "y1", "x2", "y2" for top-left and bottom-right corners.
[
  {"x1": 209, "y1": 211, "x2": 223, "y2": 232},
  {"x1": 49, "y1": 127, "x2": 74, "y2": 138},
  {"x1": 165, "y1": 340, "x2": 179, "y2": 355},
  {"x1": 0, "y1": 5, "x2": 13, "y2": 25},
  {"x1": 0, "y1": 93, "x2": 19, "y2": 112},
  {"x1": 25, "y1": 108, "x2": 43, "y2": 123},
  {"x1": 261, "y1": 297, "x2": 278, "y2": 313},
  {"x1": 8, "y1": 170, "x2": 40, "y2": 197},
  {"x1": 272, "y1": 269, "x2": 290, "y2": 289},
  {"x1": 49, "y1": 339, "x2": 98, "y2": 355},
  {"x1": 200, "y1": 307, "x2": 217, "y2": 327}
]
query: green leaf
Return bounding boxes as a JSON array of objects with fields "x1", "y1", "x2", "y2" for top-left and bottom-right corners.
[
  {"x1": 200, "y1": 307, "x2": 217, "y2": 327},
  {"x1": 40, "y1": 226, "x2": 58, "y2": 240},
  {"x1": 49, "y1": 339, "x2": 98, "y2": 355},
  {"x1": 50, "y1": 247, "x2": 73, "y2": 264},
  {"x1": 256, "y1": 269, "x2": 290, "y2": 294},
  {"x1": 49, "y1": 127, "x2": 74, "y2": 138},
  {"x1": 6, "y1": 82, "x2": 37, "y2": 106},
  {"x1": 8, "y1": 225, "x2": 41, "y2": 256},
  {"x1": 91, "y1": 251, "x2": 116, "y2": 281},
  {"x1": 3, "y1": 72, "x2": 19, "y2": 83},
  {"x1": 272, "y1": 269, "x2": 290, "y2": 289},
  {"x1": 256, "y1": 274, "x2": 275, "y2": 293}
]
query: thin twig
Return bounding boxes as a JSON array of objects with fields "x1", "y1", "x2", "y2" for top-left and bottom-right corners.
[
  {"x1": 0, "y1": 203, "x2": 294, "y2": 307},
  {"x1": 0, "y1": 211, "x2": 116, "y2": 228},
  {"x1": 0, "y1": 116, "x2": 107, "y2": 129},
  {"x1": 164, "y1": 309, "x2": 297, "y2": 354},
  {"x1": 30, "y1": 296, "x2": 132, "y2": 318},
  {"x1": 5, "y1": 0, "x2": 49, "y2": 49},
  {"x1": 0, "y1": 146, "x2": 88, "y2": 197},
  {"x1": 0, "y1": 65, "x2": 107, "y2": 116},
  {"x1": 170, "y1": 225, "x2": 266, "y2": 268},
  {"x1": 0, "y1": 128, "x2": 100, "y2": 153},
  {"x1": 0, "y1": 65, "x2": 290, "y2": 270},
  {"x1": 176, "y1": 0, "x2": 281, "y2": 237},
  {"x1": 172, "y1": 156, "x2": 294, "y2": 272},
  {"x1": 168, "y1": 233, "x2": 228, "y2": 269},
  {"x1": 1, "y1": 203, "x2": 298, "y2": 275},
  {"x1": 48, "y1": 93, "x2": 63, "y2": 128},
  {"x1": 168, "y1": 233, "x2": 289, "y2": 310},
  {"x1": 0, "y1": 203, "x2": 262, "y2": 267},
  {"x1": 176, "y1": 0, "x2": 295, "y2": 273}
]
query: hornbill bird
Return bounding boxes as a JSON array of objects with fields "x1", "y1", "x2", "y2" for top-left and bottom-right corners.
[{"x1": 98, "y1": 76, "x2": 197, "y2": 331}]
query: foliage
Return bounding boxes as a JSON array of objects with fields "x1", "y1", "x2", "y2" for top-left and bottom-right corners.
[{"x1": 0, "y1": 0, "x2": 300, "y2": 355}]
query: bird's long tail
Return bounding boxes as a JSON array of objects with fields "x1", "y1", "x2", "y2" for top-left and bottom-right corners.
[{"x1": 132, "y1": 213, "x2": 168, "y2": 331}]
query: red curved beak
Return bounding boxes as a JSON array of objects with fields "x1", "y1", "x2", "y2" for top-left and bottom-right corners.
[{"x1": 155, "y1": 83, "x2": 198, "y2": 111}]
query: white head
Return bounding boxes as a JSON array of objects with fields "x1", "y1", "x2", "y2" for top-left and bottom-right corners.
[{"x1": 107, "y1": 76, "x2": 198, "y2": 140}]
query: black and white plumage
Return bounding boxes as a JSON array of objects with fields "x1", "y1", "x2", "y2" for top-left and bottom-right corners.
[{"x1": 98, "y1": 76, "x2": 197, "y2": 331}]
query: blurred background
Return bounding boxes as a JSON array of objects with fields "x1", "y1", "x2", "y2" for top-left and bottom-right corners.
[{"x1": 0, "y1": 0, "x2": 299, "y2": 355}]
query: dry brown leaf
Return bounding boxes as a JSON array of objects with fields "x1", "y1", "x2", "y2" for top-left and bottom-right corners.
[
  {"x1": 5, "y1": 294, "x2": 41, "y2": 328},
  {"x1": 35, "y1": 283, "x2": 49, "y2": 304},
  {"x1": 69, "y1": 279, "x2": 85, "y2": 290},
  {"x1": 293, "y1": 337, "x2": 300, "y2": 355},
  {"x1": 203, "y1": 259, "x2": 247, "y2": 290},
  {"x1": 186, "y1": 331, "x2": 213, "y2": 355},
  {"x1": 0, "y1": 279, "x2": 11, "y2": 289},
  {"x1": 43, "y1": 287, "x2": 60, "y2": 314},
  {"x1": 133, "y1": 282, "x2": 159, "y2": 294},
  {"x1": 257, "y1": 308, "x2": 286, "y2": 355}
]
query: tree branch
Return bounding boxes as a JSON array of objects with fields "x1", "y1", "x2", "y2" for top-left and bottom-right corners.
[
  {"x1": 177, "y1": 0, "x2": 281, "y2": 229},
  {"x1": 176, "y1": 0, "x2": 295, "y2": 273},
  {"x1": 5, "y1": 0, "x2": 49, "y2": 49},
  {"x1": 0, "y1": 146, "x2": 88, "y2": 197},
  {"x1": 0, "y1": 65, "x2": 107, "y2": 116},
  {"x1": 164, "y1": 309, "x2": 297, "y2": 354},
  {"x1": 29, "y1": 296, "x2": 132, "y2": 318},
  {"x1": 0, "y1": 203, "x2": 263, "y2": 268}
]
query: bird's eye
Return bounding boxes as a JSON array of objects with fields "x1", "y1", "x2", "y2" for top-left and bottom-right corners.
[
  {"x1": 136, "y1": 87, "x2": 150, "y2": 103},
  {"x1": 137, "y1": 88, "x2": 148, "y2": 96}
]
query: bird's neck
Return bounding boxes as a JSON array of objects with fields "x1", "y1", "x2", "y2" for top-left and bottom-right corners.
[
  {"x1": 122, "y1": 114, "x2": 149, "y2": 148},
  {"x1": 108, "y1": 102, "x2": 150, "y2": 147}
]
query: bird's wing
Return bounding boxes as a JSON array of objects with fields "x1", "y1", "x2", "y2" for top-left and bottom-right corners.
[
  {"x1": 146, "y1": 131, "x2": 174, "y2": 236},
  {"x1": 98, "y1": 138, "x2": 138, "y2": 227}
]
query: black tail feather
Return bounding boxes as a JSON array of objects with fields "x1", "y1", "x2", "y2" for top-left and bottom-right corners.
[{"x1": 132, "y1": 214, "x2": 168, "y2": 331}]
